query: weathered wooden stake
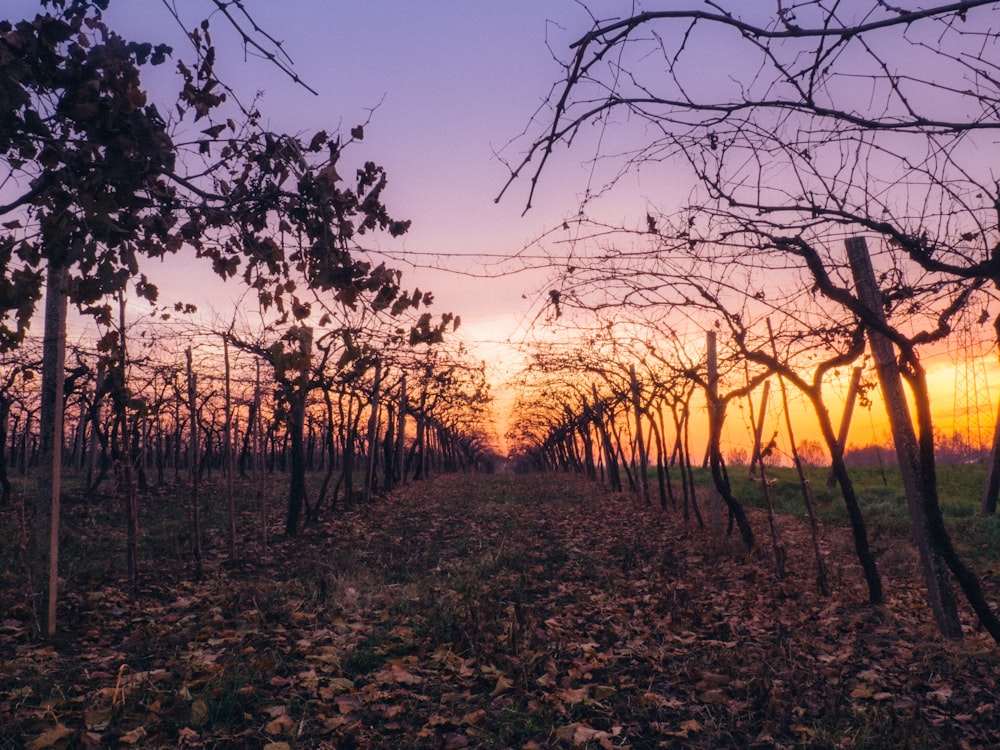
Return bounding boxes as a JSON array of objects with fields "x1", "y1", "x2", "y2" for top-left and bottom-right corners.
[
  {"x1": 186, "y1": 347, "x2": 203, "y2": 567},
  {"x1": 706, "y1": 331, "x2": 723, "y2": 541},
  {"x1": 748, "y1": 379, "x2": 771, "y2": 476},
  {"x1": 980, "y1": 380, "x2": 1000, "y2": 513},
  {"x1": 223, "y1": 334, "x2": 236, "y2": 560},
  {"x1": 396, "y1": 375, "x2": 407, "y2": 487},
  {"x1": 846, "y1": 236, "x2": 961, "y2": 638},
  {"x1": 254, "y1": 358, "x2": 267, "y2": 552},
  {"x1": 364, "y1": 360, "x2": 382, "y2": 503},
  {"x1": 826, "y1": 366, "x2": 862, "y2": 488},
  {"x1": 629, "y1": 364, "x2": 651, "y2": 505},
  {"x1": 36, "y1": 262, "x2": 68, "y2": 636}
]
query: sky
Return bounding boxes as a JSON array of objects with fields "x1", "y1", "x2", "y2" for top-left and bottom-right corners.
[
  {"x1": 5, "y1": 0, "x2": 631, "y2": 446},
  {"x1": 203, "y1": 2, "x2": 625, "y2": 328},
  {"x1": 5, "y1": 1, "x2": 996, "y2": 457}
]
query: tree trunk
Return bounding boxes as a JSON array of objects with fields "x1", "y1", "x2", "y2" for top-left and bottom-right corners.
[
  {"x1": 827, "y1": 366, "x2": 862, "y2": 488},
  {"x1": 766, "y1": 318, "x2": 830, "y2": 596},
  {"x1": 185, "y1": 348, "x2": 203, "y2": 567},
  {"x1": 748, "y1": 380, "x2": 770, "y2": 477},
  {"x1": 705, "y1": 331, "x2": 754, "y2": 550},
  {"x1": 707, "y1": 331, "x2": 724, "y2": 541},
  {"x1": 846, "y1": 236, "x2": 961, "y2": 638},
  {"x1": 629, "y1": 365, "x2": 651, "y2": 505},
  {"x1": 286, "y1": 387, "x2": 308, "y2": 536},
  {"x1": 591, "y1": 384, "x2": 621, "y2": 492}
]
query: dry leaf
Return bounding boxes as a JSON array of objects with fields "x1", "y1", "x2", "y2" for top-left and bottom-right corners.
[
  {"x1": 334, "y1": 694, "x2": 363, "y2": 714},
  {"x1": 928, "y1": 686, "x2": 953, "y2": 703},
  {"x1": 189, "y1": 698, "x2": 209, "y2": 727},
  {"x1": 557, "y1": 686, "x2": 590, "y2": 705},
  {"x1": 698, "y1": 688, "x2": 728, "y2": 704},
  {"x1": 390, "y1": 663, "x2": 422, "y2": 685},
  {"x1": 83, "y1": 708, "x2": 113, "y2": 731},
  {"x1": 490, "y1": 675, "x2": 514, "y2": 697},
  {"x1": 119, "y1": 727, "x2": 147, "y2": 745},
  {"x1": 264, "y1": 714, "x2": 296, "y2": 735},
  {"x1": 26, "y1": 724, "x2": 73, "y2": 750},
  {"x1": 555, "y1": 722, "x2": 614, "y2": 748}
]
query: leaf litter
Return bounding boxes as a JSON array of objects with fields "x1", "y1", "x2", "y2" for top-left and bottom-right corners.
[{"x1": 1, "y1": 472, "x2": 999, "y2": 748}]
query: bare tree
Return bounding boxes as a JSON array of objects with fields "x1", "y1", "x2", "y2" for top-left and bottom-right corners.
[{"x1": 504, "y1": 0, "x2": 1000, "y2": 640}]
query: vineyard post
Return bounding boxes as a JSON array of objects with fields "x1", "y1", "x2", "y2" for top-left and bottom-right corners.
[
  {"x1": 34, "y1": 263, "x2": 68, "y2": 636},
  {"x1": 364, "y1": 360, "x2": 382, "y2": 503},
  {"x1": 747, "y1": 379, "x2": 771, "y2": 477},
  {"x1": 980, "y1": 392, "x2": 1000, "y2": 513},
  {"x1": 846, "y1": 236, "x2": 961, "y2": 638},
  {"x1": 629, "y1": 365, "x2": 651, "y2": 505},
  {"x1": 186, "y1": 348, "x2": 203, "y2": 568},
  {"x1": 223, "y1": 335, "x2": 236, "y2": 560},
  {"x1": 706, "y1": 331, "x2": 723, "y2": 542},
  {"x1": 396, "y1": 375, "x2": 407, "y2": 487},
  {"x1": 826, "y1": 366, "x2": 863, "y2": 488}
]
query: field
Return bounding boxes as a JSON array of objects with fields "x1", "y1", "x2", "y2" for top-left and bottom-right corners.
[{"x1": 1, "y1": 470, "x2": 999, "y2": 749}]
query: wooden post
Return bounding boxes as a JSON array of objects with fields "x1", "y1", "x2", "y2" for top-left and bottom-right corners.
[
  {"x1": 707, "y1": 331, "x2": 723, "y2": 542},
  {"x1": 767, "y1": 318, "x2": 829, "y2": 595},
  {"x1": 980, "y1": 396, "x2": 1000, "y2": 513},
  {"x1": 826, "y1": 366, "x2": 863, "y2": 487},
  {"x1": 35, "y1": 262, "x2": 68, "y2": 636},
  {"x1": 396, "y1": 375, "x2": 407, "y2": 487},
  {"x1": 629, "y1": 365, "x2": 651, "y2": 504},
  {"x1": 118, "y1": 293, "x2": 139, "y2": 603},
  {"x1": 254, "y1": 358, "x2": 267, "y2": 552},
  {"x1": 172, "y1": 371, "x2": 181, "y2": 482},
  {"x1": 846, "y1": 236, "x2": 961, "y2": 638},
  {"x1": 223, "y1": 335, "x2": 236, "y2": 560},
  {"x1": 364, "y1": 360, "x2": 382, "y2": 503},
  {"x1": 185, "y1": 348, "x2": 203, "y2": 566},
  {"x1": 748, "y1": 379, "x2": 771, "y2": 476},
  {"x1": 981, "y1": 334, "x2": 1000, "y2": 513}
]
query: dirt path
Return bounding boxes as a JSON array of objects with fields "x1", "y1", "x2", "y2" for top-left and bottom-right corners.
[{"x1": 2, "y1": 472, "x2": 999, "y2": 748}]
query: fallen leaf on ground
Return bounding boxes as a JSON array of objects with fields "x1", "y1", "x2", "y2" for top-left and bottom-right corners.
[
  {"x1": 264, "y1": 714, "x2": 295, "y2": 735},
  {"x1": 26, "y1": 724, "x2": 73, "y2": 750}
]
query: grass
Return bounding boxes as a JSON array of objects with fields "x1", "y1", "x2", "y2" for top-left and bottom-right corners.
[{"x1": 686, "y1": 461, "x2": 1000, "y2": 564}]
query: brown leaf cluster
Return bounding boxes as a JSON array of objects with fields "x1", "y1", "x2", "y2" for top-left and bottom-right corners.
[{"x1": 1, "y1": 472, "x2": 999, "y2": 748}]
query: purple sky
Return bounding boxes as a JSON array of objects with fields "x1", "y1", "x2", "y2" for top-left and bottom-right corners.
[
  {"x1": 6, "y1": 0, "x2": 656, "y2": 374},
  {"x1": 10, "y1": 1, "x2": 990, "y2": 453}
]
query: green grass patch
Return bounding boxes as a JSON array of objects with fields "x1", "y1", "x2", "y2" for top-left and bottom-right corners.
[{"x1": 684, "y1": 462, "x2": 1000, "y2": 562}]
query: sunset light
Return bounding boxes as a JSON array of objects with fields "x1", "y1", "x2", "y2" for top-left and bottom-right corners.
[{"x1": 4, "y1": 2, "x2": 1000, "y2": 747}]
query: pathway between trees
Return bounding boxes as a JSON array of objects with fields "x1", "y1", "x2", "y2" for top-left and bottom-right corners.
[{"x1": 2, "y1": 472, "x2": 999, "y2": 748}]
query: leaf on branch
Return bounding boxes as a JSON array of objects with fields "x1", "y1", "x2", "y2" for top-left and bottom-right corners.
[
  {"x1": 308, "y1": 130, "x2": 328, "y2": 151},
  {"x1": 201, "y1": 124, "x2": 226, "y2": 138}
]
